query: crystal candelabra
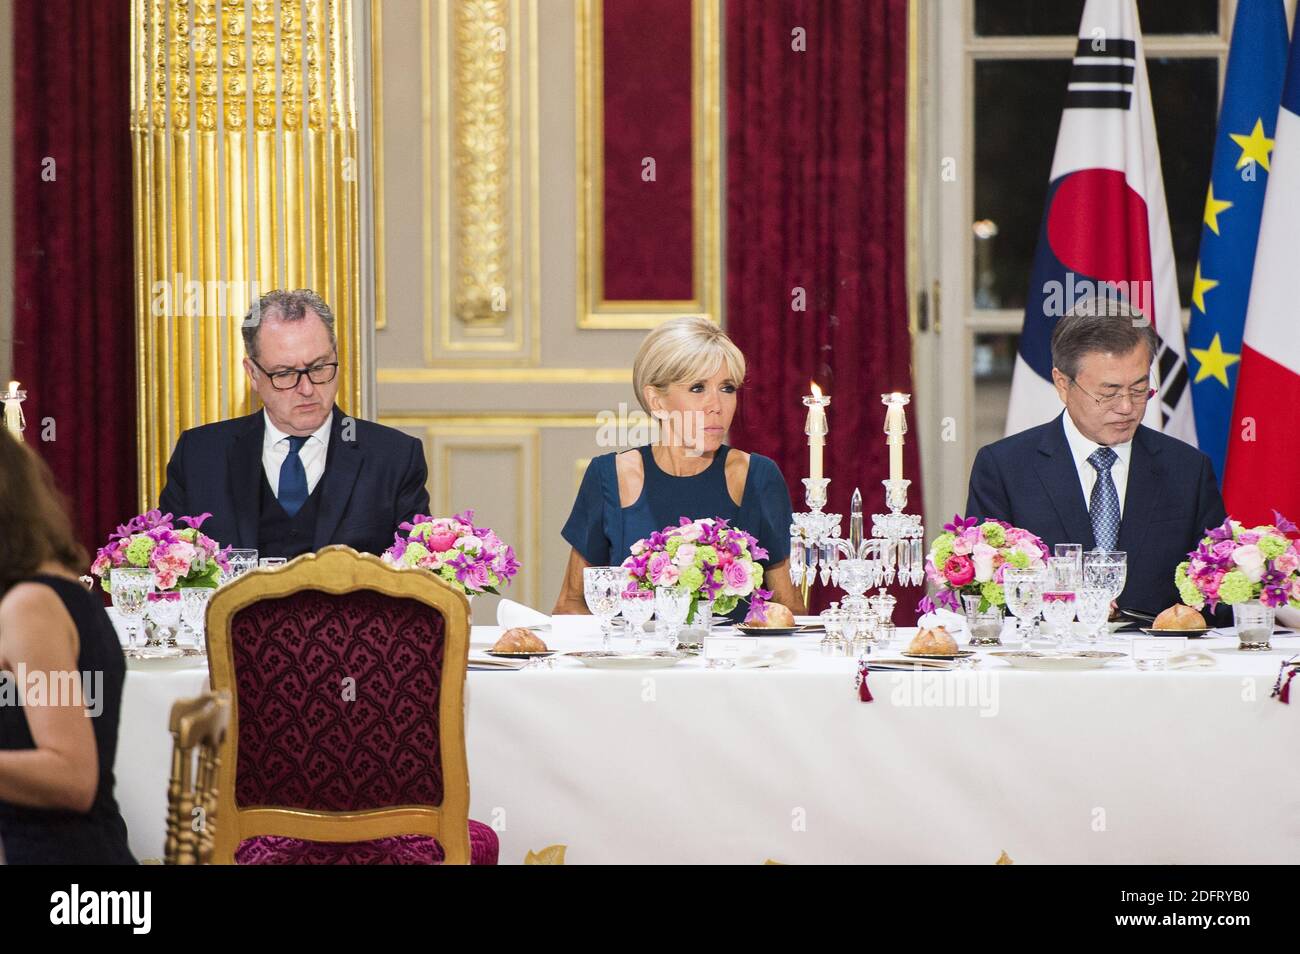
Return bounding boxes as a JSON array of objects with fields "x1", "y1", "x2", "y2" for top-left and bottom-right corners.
[{"x1": 788, "y1": 393, "x2": 926, "y2": 612}]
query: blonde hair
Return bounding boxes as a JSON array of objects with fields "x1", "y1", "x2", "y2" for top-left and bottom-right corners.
[{"x1": 632, "y1": 316, "x2": 747, "y2": 414}]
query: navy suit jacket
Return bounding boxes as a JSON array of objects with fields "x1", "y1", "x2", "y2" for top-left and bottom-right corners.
[
  {"x1": 157, "y1": 407, "x2": 430, "y2": 556},
  {"x1": 966, "y1": 413, "x2": 1227, "y2": 615}
]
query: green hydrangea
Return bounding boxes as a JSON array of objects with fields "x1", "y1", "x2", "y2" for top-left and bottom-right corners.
[
  {"x1": 714, "y1": 595, "x2": 739, "y2": 615},
  {"x1": 749, "y1": 562, "x2": 764, "y2": 587},
  {"x1": 981, "y1": 580, "x2": 1005, "y2": 607},
  {"x1": 1258, "y1": 535, "x2": 1288, "y2": 560},
  {"x1": 694, "y1": 545, "x2": 718, "y2": 566},
  {"x1": 1006, "y1": 551, "x2": 1029, "y2": 569},
  {"x1": 931, "y1": 534, "x2": 955, "y2": 569},
  {"x1": 177, "y1": 528, "x2": 197, "y2": 542},
  {"x1": 125, "y1": 535, "x2": 156, "y2": 567},
  {"x1": 680, "y1": 566, "x2": 705, "y2": 591},
  {"x1": 666, "y1": 537, "x2": 683, "y2": 556},
  {"x1": 1174, "y1": 563, "x2": 1204, "y2": 609},
  {"x1": 980, "y1": 523, "x2": 1006, "y2": 547},
  {"x1": 1218, "y1": 569, "x2": 1254, "y2": 605},
  {"x1": 438, "y1": 564, "x2": 458, "y2": 584},
  {"x1": 410, "y1": 522, "x2": 435, "y2": 542},
  {"x1": 404, "y1": 541, "x2": 431, "y2": 565}
]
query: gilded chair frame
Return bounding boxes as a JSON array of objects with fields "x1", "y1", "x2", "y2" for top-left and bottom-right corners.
[
  {"x1": 165, "y1": 691, "x2": 231, "y2": 865},
  {"x1": 203, "y1": 546, "x2": 473, "y2": 864}
]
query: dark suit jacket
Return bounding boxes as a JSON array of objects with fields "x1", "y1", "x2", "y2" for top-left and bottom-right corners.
[
  {"x1": 966, "y1": 413, "x2": 1227, "y2": 616},
  {"x1": 157, "y1": 406, "x2": 430, "y2": 556}
]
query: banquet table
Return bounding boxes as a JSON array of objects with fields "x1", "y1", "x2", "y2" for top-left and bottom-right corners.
[{"x1": 113, "y1": 617, "x2": 1300, "y2": 864}]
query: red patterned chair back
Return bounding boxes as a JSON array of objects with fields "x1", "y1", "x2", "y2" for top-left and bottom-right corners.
[{"x1": 203, "y1": 546, "x2": 472, "y2": 863}]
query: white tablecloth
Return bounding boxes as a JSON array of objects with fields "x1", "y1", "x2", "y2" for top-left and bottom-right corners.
[{"x1": 112, "y1": 619, "x2": 1300, "y2": 864}]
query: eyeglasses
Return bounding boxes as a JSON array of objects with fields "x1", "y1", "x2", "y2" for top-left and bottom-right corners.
[
  {"x1": 1069, "y1": 378, "x2": 1156, "y2": 410},
  {"x1": 250, "y1": 357, "x2": 339, "y2": 391}
]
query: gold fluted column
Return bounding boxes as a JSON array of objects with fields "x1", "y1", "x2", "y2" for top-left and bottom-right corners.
[{"x1": 131, "y1": 0, "x2": 362, "y2": 511}]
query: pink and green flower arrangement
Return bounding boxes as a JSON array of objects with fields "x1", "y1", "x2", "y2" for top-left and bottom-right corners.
[
  {"x1": 1176, "y1": 511, "x2": 1300, "y2": 611},
  {"x1": 382, "y1": 510, "x2": 520, "y2": 597},
  {"x1": 917, "y1": 515, "x2": 1049, "y2": 614},
  {"x1": 91, "y1": 510, "x2": 229, "y2": 592}
]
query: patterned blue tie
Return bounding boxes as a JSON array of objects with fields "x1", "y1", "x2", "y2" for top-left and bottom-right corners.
[
  {"x1": 1087, "y1": 446, "x2": 1120, "y2": 550},
  {"x1": 278, "y1": 435, "x2": 309, "y2": 517}
]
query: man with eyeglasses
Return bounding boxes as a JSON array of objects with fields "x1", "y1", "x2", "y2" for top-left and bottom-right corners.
[
  {"x1": 158, "y1": 289, "x2": 430, "y2": 560},
  {"x1": 967, "y1": 297, "x2": 1226, "y2": 617}
]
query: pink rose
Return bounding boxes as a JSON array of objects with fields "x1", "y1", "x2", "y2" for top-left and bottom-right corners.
[
  {"x1": 427, "y1": 531, "x2": 458, "y2": 552},
  {"x1": 951, "y1": 536, "x2": 973, "y2": 556},
  {"x1": 1291, "y1": 578, "x2": 1300, "y2": 602},
  {"x1": 722, "y1": 559, "x2": 754, "y2": 596},
  {"x1": 1238, "y1": 531, "x2": 1260, "y2": 545},
  {"x1": 648, "y1": 552, "x2": 680, "y2": 586},
  {"x1": 942, "y1": 554, "x2": 975, "y2": 587},
  {"x1": 1273, "y1": 551, "x2": 1299, "y2": 576},
  {"x1": 674, "y1": 543, "x2": 698, "y2": 567},
  {"x1": 1212, "y1": 539, "x2": 1236, "y2": 560},
  {"x1": 972, "y1": 542, "x2": 996, "y2": 583},
  {"x1": 676, "y1": 522, "x2": 704, "y2": 543},
  {"x1": 1232, "y1": 544, "x2": 1265, "y2": 584}
]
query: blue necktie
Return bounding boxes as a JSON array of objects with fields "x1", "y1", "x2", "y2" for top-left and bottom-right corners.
[
  {"x1": 1087, "y1": 446, "x2": 1120, "y2": 550},
  {"x1": 278, "y1": 435, "x2": 309, "y2": 517}
]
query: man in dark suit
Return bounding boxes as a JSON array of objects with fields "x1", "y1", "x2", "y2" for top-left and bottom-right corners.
[
  {"x1": 967, "y1": 299, "x2": 1226, "y2": 615},
  {"x1": 158, "y1": 289, "x2": 429, "y2": 559}
]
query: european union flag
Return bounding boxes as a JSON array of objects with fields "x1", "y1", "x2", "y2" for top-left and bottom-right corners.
[{"x1": 1187, "y1": 0, "x2": 1288, "y2": 482}]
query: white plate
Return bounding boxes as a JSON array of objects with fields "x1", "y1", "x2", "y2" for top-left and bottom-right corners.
[
  {"x1": 989, "y1": 650, "x2": 1125, "y2": 671},
  {"x1": 565, "y1": 650, "x2": 687, "y2": 670}
]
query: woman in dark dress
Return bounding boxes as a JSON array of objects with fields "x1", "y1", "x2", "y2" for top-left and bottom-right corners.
[
  {"x1": 0, "y1": 429, "x2": 135, "y2": 864},
  {"x1": 554, "y1": 316, "x2": 805, "y2": 619}
]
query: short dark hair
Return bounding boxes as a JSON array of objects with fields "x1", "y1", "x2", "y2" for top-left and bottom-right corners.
[
  {"x1": 241, "y1": 289, "x2": 337, "y2": 359},
  {"x1": 1050, "y1": 297, "x2": 1158, "y2": 379}
]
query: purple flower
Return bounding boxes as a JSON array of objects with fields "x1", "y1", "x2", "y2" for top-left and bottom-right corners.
[
  {"x1": 178, "y1": 512, "x2": 212, "y2": 529},
  {"x1": 942, "y1": 514, "x2": 980, "y2": 534},
  {"x1": 1272, "y1": 510, "x2": 1298, "y2": 534}
]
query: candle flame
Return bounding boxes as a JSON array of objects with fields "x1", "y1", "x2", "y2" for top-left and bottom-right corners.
[
  {"x1": 810, "y1": 381, "x2": 823, "y2": 399},
  {"x1": 6, "y1": 381, "x2": 17, "y2": 393}
]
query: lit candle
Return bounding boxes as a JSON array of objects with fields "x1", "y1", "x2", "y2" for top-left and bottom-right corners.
[
  {"x1": 805, "y1": 382, "x2": 828, "y2": 481},
  {"x1": 3, "y1": 381, "x2": 25, "y2": 441},
  {"x1": 884, "y1": 392, "x2": 907, "y2": 483}
]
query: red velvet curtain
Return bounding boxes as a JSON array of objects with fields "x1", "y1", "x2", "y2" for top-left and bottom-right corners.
[
  {"x1": 726, "y1": 0, "x2": 921, "y2": 616},
  {"x1": 12, "y1": 0, "x2": 136, "y2": 557}
]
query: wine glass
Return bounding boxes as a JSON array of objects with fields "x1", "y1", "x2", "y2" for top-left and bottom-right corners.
[
  {"x1": 1083, "y1": 549, "x2": 1127, "y2": 638},
  {"x1": 111, "y1": 568, "x2": 153, "y2": 652},
  {"x1": 180, "y1": 586, "x2": 214, "y2": 653},
  {"x1": 1003, "y1": 567, "x2": 1045, "y2": 647},
  {"x1": 1054, "y1": 543, "x2": 1083, "y2": 582},
  {"x1": 583, "y1": 567, "x2": 624, "y2": 643},
  {"x1": 1075, "y1": 586, "x2": 1110, "y2": 645},
  {"x1": 653, "y1": 585, "x2": 691, "y2": 649},
  {"x1": 221, "y1": 549, "x2": 259, "y2": 586},
  {"x1": 620, "y1": 587, "x2": 655, "y2": 647}
]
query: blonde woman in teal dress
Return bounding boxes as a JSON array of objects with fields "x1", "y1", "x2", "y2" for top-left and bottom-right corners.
[{"x1": 553, "y1": 316, "x2": 805, "y2": 619}]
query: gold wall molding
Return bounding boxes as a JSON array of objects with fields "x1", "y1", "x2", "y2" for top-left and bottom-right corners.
[
  {"x1": 131, "y1": 0, "x2": 362, "y2": 510},
  {"x1": 389, "y1": 0, "x2": 540, "y2": 364},
  {"x1": 575, "y1": 0, "x2": 722, "y2": 330}
]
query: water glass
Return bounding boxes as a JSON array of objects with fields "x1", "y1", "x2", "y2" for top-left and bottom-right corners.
[
  {"x1": 111, "y1": 568, "x2": 153, "y2": 651},
  {"x1": 583, "y1": 567, "x2": 624, "y2": 642},
  {"x1": 654, "y1": 585, "x2": 692, "y2": 649},
  {"x1": 1054, "y1": 543, "x2": 1083, "y2": 581},
  {"x1": 259, "y1": 557, "x2": 287, "y2": 569},
  {"x1": 1075, "y1": 586, "x2": 1110, "y2": 644},
  {"x1": 222, "y1": 549, "x2": 259, "y2": 585},
  {"x1": 619, "y1": 587, "x2": 655, "y2": 645},
  {"x1": 145, "y1": 590, "x2": 183, "y2": 652},
  {"x1": 180, "y1": 586, "x2": 215, "y2": 651},
  {"x1": 1041, "y1": 591, "x2": 1077, "y2": 648},
  {"x1": 1083, "y1": 549, "x2": 1127, "y2": 602},
  {"x1": 1003, "y1": 567, "x2": 1045, "y2": 646}
]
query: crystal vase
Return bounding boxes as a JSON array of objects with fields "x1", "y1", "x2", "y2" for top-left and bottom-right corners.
[
  {"x1": 962, "y1": 593, "x2": 1005, "y2": 647},
  {"x1": 1232, "y1": 599, "x2": 1273, "y2": 652}
]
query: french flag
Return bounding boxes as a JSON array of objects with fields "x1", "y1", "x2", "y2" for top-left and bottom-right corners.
[
  {"x1": 1006, "y1": 0, "x2": 1195, "y2": 444},
  {"x1": 1223, "y1": 3, "x2": 1300, "y2": 525}
]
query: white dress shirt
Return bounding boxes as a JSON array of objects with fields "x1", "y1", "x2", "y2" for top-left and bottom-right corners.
[
  {"x1": 1060, "y1": 409, "x2": 1132, "y2": 516},
  {"x1": 262, "y1": 409, "x2": 332, "y2": 498}
]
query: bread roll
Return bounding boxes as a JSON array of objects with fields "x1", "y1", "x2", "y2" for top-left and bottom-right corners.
[
  {"x1": 1152, "y1": 604, "x2": 1206, "y2": 631},
  {"x1": 753, "y1": 603, "x2": 797, "y2": 628},
  {"x1": 492, "y1": 627, "x2": 549, "y2": 653},
  {"x1": 907, "y1": 626, "x2": 959, "y2": 655}
]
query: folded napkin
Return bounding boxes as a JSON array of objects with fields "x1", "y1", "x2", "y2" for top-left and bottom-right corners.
[
  {"x1": 497, "y1": 598, "x2": 552, "y2": 630},
  {"x1": 735, "y1": 648, "x2": 798, "y2": 669},
  {"x1": 916, "y1": 607, "x2": 966, "y2": 632},
  {"x1": 1167, "y1": 651, "x2": 1216, "y2": 671}
]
